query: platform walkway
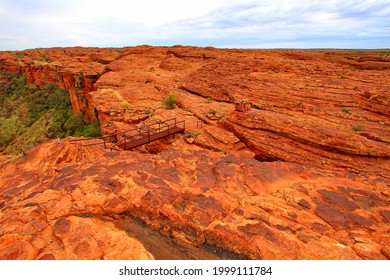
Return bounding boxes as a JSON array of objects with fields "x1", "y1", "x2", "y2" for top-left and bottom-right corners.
[{"x1": 70, "y1": 118, "x2": 185, "y2": 151}]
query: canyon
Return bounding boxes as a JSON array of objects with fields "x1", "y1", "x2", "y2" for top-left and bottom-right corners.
[{"x1": 0, "y1": 46, "x2": 389, "y2": 259}]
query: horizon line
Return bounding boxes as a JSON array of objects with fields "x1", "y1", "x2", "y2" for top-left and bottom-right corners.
[{"x1": 1, "y1": 44, "x2": 390, "y2": 52}]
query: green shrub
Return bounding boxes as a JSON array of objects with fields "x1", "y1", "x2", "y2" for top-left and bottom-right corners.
[
  {"x1": 342, "y1": 108, "x2": 352, "y2": 114},
  {"x1": 163, "y1": 94, "x2": 177, "y2": 109},
  {"x1": 62, "y1": 113, "x2": 83, "y2": 136},
  {"x1": 15, "y1": 52, "x2": 24, "y2": 59},
  {"x1": 39, "y1": 52, "x2": 51, "y2": 63},
  {"x1": 0, "y1": 117, "x2": 19, "y2": 147},
  {"x1": 79, "y1": 121, "x2": 102, "y2": 137},
  {"x1": 352, "y1": 125, "x2": 363, "y2": 132}
]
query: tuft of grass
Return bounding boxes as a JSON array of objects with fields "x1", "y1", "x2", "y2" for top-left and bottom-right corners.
[
  {"x1": 208, "y1": 109, "x2": 217, "y2": 115},
  {"x1": 183, "y1": 131, "x2": 201, "y2": 140},
  {"x1": 342, "y1": 108, "x2": 352, "y2": 114},
  {"x1": 15, "y1": 52, "x2": 24, "y2": 59},
  {"x1": 101, "y1": 88, "x2": 130, "y2": 108},
  {"x1": 39, "y1": 52, "x2": 51, "y2": 63},
  {"x1": 144, "y1": 108, "x2": 155, "y2": 116},
  {"x1": 352, "y1": 125, "x2": 364, "y2": 132}
]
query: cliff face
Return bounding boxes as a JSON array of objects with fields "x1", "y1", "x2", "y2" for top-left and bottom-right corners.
[
  {"x1": 0, "y1": 47, "x2": 120, "y2": 121},
  {"x1": 0, "y1": 46, "x2": 389, "y2": 260}
]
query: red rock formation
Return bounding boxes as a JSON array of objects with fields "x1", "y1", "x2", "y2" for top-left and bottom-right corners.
[
  {"x1": 0, "y1": 47, "x2": 119, "y2": 121},
  {"x1": 0, "y1": 140, "x2": 389, "y2": 259},
  {"x1": 0, "y1": 46, "x2": 389, "y2": 259}
]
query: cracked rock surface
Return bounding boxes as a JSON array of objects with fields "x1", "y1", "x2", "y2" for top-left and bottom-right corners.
[
  {"x1": 0, "y1": 140, "x2": 389, "y2": 259},
  {"x1": 1, "y1": 46, "x2": 389, "y2": 259}
]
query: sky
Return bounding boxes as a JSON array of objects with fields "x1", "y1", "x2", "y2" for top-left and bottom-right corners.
[{"x1": 0, "y1": 0, "x2": 389, "y2": 50}]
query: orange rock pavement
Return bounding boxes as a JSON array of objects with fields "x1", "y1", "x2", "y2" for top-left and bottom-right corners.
[{"x1": 0, "y1": 46, "x2": 389, "y2": 259}]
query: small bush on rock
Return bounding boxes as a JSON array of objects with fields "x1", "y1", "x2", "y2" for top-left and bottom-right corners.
[{"x1": 163, "y1": 94, "x2": 177, "y2": 109}]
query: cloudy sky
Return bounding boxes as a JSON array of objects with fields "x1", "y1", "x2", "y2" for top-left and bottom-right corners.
[{"x1": 0, "y1": 0, "x2": 389, "y2": 50}]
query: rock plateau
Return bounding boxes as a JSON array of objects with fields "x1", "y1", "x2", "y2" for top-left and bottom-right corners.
[{"x1": 0, "y1": 46, "x2": 389, "y2": 259}]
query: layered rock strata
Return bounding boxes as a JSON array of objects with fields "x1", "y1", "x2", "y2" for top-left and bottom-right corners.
[{"x1": 0, "y1": 46, "x2": 389, "y2": 259}]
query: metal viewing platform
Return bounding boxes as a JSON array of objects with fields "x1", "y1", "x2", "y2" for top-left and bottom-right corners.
[{"x1": 70, "y1": 118, "x2": 185, "y2": 151}]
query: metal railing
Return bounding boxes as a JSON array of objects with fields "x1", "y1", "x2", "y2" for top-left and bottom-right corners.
[
  {"x1": 110, "y1": 118, "x2": 185, "y2": 151},
  {"x1": 69, "y1": 118, "x2": 185, "y2": 150}
]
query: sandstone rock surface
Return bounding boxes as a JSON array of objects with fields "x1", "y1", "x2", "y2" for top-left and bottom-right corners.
[{"x1": 0, "y1": 140, "x2": 389, "y2": 259}]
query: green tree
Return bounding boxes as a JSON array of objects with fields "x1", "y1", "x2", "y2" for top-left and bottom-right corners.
[{"x1": 0, "y1": 73, "x2": 102, "y2": 154}]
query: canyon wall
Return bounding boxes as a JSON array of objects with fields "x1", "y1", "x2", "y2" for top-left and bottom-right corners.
[{"x1": 0, "y1": 47, "x2": 121, "y2": 121}]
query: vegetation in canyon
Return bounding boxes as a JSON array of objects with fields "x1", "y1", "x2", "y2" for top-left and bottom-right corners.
[{"x1": 0, "y1": 73, "x2": 101, "y2": 154}]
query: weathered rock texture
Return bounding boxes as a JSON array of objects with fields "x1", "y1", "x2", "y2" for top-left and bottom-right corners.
[{"x1": 0, "y1": 46, "x2": 389, "y2": 259}]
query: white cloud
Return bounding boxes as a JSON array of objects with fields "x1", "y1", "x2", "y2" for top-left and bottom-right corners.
[
  {"x1": 69, "y1": 0, "x2": 227, "y2": 26},
  {"x1": 0, "y1": 0, "x2": 389, "y2": 50}
]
